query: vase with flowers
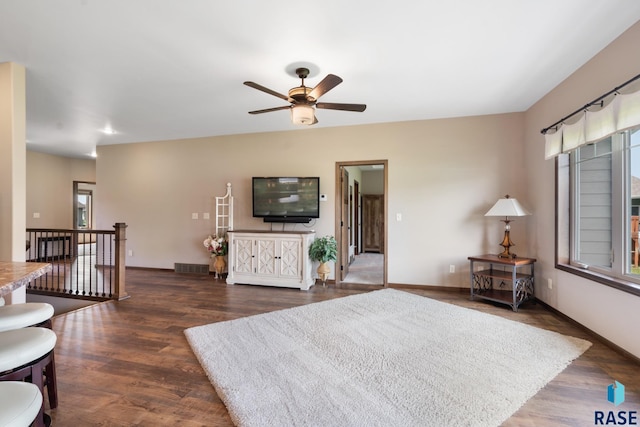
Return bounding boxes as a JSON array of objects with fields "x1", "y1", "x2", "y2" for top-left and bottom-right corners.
[{"x1": 203, "y1": 234, "x2": 228, "y2": 278}]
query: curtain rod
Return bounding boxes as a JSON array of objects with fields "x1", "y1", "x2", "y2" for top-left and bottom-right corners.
[{"x1": 540, "y1": 72, "x2": 640, "y2": 135}]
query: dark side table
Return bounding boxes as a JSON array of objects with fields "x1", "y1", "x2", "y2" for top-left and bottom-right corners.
[{"x1": 468, "y1": 254, "x2": 536, "y2": 312}]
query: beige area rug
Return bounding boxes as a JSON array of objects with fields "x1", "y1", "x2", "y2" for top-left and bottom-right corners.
[{"x1": 185, "y1": 289, "x2": 591, "y2": 427}]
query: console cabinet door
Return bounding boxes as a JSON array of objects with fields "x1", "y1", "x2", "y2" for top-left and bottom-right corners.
[
  {"x1": 234, "y1": 237, "x2": 254, "y2": 274},
  {"x1": 256, "y1": 238, "x2": 277, "y2": 277},
  {"x1": 278, "y1": 238, "x2": 302, "y2": 279}
]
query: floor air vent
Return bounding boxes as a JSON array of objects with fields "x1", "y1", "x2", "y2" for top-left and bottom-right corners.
[{"x1": 174, "y1": 263, "x2": 209, "y2": 275}]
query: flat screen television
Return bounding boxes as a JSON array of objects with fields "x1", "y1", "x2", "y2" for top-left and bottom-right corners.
[{"x1": 252, "y1": 177, "x2": 320, "y2": 223}]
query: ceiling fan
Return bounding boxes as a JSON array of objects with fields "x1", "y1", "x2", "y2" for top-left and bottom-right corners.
[{"x1": 244, "y1": 67, "x2": 366, "y2": 125}]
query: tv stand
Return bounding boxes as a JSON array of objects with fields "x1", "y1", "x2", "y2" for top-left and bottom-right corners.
[{"x1": 226, "y1": 230, "x2": 315, "y2": 290}]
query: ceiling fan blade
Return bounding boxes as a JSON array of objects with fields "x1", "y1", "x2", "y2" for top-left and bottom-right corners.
[
  {"x1": 316, "y1": 102, "x2": 367, "y2": 112},
  {"x1": 307, "y1": 74, "x2": 343, "y2": 101},
  {"x1": 244, "y1": 81, "x2": 289, "y2": 102},
  {"x1": 248, "y1": 105, "x2": 291, "y2": 114}
]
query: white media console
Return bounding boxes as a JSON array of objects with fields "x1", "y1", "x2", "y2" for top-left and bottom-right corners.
[{"x1": 226, "y1": 230, "x2": 315, "y2": 290}]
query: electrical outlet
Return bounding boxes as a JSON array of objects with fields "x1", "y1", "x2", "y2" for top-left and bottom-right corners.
[
  {"x1": 547, "y1": 278, "x2": 553, "y2": 290},
  {"x1": 449, "y1": 264, "x2": 455, "y2": 273},
  {"x1": 203, "y1": 212, "x2": 210, "y2": 219},
  {"x1": 192, "y1": 213, "x2": 198, "y2": 220}
]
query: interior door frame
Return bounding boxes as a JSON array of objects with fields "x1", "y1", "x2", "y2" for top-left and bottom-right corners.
[
  {"x1": 340, "y1": 167, "x2": 350, "y2": 281},
  {"x1": 354, "y1": 179, "x2": 360, "y2": 255},
  {"x1": 334, "y1": 160, "x2": 388, "y2": 287}
]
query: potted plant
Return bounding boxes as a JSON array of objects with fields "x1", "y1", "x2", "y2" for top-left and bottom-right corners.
[{"x1": 308, "y1": 235, "x2": 338, "y2": 286}]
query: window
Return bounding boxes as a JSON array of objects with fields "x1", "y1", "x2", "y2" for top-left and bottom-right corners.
[
  {"x1": 76, "y1": 189, "x2": 93, "y2": 229},
  {"x1": 572, "y1": 136, "x2": 613, "y2": 270},
  {"x1": 559, "y1": 126, "x2": 640, "y2": 294}
]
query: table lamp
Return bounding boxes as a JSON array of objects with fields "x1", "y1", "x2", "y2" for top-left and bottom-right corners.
[{"x1": 485, "y1": 195, "x2": 530, "y2": 258}]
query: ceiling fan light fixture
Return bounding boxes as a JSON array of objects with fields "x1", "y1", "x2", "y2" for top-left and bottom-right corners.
[
  {"x1": 245, "y1": 68, "x2": 365, "y2": 123},
  {"x1": 291, "y1": 104, "x2": 315, "y2": 125}
]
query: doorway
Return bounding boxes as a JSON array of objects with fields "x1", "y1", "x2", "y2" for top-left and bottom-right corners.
[
  {"x1": 335, "y1": 160, "x2": 387, "y2": 286},
  {"x1": 73, "y1": 181, "x2": 96, "y2": 229}
]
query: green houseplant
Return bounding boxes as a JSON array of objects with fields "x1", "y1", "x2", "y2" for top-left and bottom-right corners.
[{"x1": 308, "y1": 235, "x2": 338, "y2": 285}]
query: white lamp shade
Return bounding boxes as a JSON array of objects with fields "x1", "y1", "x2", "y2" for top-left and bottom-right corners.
[
  {"x1": 485, "y1": 196, "x2": 531, "y2": 217},
  {"x1": 291, "y1": 105, "x2": 315, "y2": 125}
]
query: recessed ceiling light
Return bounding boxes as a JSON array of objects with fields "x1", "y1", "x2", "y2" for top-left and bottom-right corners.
[{"x1": 101, "y1": 127, "x2": 116, "y2": 135}]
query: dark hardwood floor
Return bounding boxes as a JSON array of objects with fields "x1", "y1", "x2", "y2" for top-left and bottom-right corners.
[{"x1": 46, "y1": 269, "x2": 639, "y2": 426}]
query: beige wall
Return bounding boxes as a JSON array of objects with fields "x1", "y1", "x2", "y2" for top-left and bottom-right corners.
[
  {"x1": 524, "y1": 21, "x2": 640, "y2": 357},
  {"x1": 96, "y1": 112, "x2": 526, "y2": 287},
  {"x1": 0, "y1": 62, "x2": 26, "y2": 264},
  {"x1": 1, "y1": 62, "x2": 26, "y2": 303},
  {"x1": 26, "y1": 151, "x2": 96, "y2": 228}
]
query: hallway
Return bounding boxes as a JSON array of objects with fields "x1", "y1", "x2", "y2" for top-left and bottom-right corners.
[{"x1": 342, "y1": 253, "x2": 384, "y2": 285}]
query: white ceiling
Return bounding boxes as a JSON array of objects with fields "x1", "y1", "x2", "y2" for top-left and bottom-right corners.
[{"x1": 1, "y1": 1, "x2": 639, "y2": 158}]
